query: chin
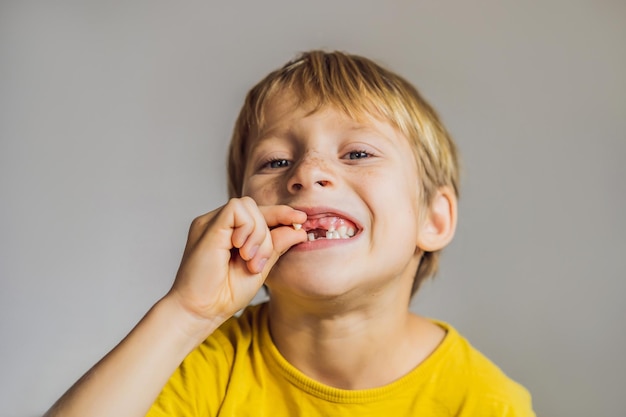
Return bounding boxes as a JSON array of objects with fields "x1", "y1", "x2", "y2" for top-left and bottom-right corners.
[{"x1": 265, "y1": 268, "x2": 359, "y2": 301}]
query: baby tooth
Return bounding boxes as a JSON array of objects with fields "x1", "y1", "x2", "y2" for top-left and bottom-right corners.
[
  {"x1": 326, "y1": 231, "x2": 334, "y2": 239},
  {"x1": 332, "y1": 230, "x2": 340, "y2": 239},
  {"x1": 293, "y1": 223, "x2": 302, "y2": 230},
  {"x1": 347, "y1": 227, "x2": 355, "y2": 237},
  {"x1": 338, "y1": 226, "x2": 347, "y2": 238},
  {"x1": 308, "y1": 232, "x2": 315, "y2": 241}
]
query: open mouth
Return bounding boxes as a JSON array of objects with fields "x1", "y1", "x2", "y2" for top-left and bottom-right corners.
[{"x1": 294, "y1": 215, "x2": 358, "y2": 242}]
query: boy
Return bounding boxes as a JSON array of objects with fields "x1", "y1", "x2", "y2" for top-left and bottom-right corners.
[{"x1": 45, "y1": 50, "x2": 535, "y2": 416}]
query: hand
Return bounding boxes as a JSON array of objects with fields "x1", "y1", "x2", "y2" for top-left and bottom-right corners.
[{"x1": 166, "y1": 197, "x2": 307, "y2": 335}]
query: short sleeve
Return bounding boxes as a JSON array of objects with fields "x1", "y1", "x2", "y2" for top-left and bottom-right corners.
[{"x1": 146, "y1": 330, "x2": 234, "y2": 417}]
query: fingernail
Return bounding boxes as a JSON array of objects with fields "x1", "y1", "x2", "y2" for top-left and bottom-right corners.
[
  {"x1": 257, "y1": 258, "x2": 268, "y2": 272},
  {"x1": 248, "y1": 245, "x2": 259, "y2": 259}
]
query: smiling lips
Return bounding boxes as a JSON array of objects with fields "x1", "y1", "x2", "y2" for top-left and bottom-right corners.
[{"x1": 293, "y1": 215, "x2": 357, "y2": 241}]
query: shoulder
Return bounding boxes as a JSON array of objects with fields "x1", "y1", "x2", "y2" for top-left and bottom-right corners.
[{"x1": 427, "y1": 321, "x2": 535, "y2": 416}]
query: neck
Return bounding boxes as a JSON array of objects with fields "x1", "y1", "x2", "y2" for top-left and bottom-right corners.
[{"x1": 266, "y1": 288, "x2": 444, "y2": 390}]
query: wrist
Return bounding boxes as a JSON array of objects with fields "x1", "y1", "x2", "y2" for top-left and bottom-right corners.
[{"x1": 152, "y1": 294, "x2": 227, "y2": 350}]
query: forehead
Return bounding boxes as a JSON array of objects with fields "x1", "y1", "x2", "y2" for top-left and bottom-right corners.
[{"x1": 253, "y1": 90, "x2": 396, "y2": 140}]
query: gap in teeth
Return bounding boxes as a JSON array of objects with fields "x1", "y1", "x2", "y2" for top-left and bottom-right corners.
[
  {"x1": 302, "y1": 216, "x2": 357, "y2": 241},
  {"x1": 306, "y1": 226, "x2": 355, "y2": 241}
]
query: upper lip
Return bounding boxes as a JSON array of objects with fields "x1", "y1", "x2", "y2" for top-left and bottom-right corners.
[{"x1": 291, "y1": 206, "x2": 363, "y2": 231}]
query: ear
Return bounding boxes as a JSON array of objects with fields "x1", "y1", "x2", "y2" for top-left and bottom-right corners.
[{"x1": 416, "y1": 186, "x2": 457, "y2": 252}]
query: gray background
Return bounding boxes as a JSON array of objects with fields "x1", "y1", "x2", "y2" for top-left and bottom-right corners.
[{"x1": 1, "y1": 1, "x2": 624, "y2": 416}]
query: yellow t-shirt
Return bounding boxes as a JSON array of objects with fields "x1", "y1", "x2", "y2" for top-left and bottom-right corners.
[{"x1": 147, "y1": 303, "x2": 534, "y2": 416}]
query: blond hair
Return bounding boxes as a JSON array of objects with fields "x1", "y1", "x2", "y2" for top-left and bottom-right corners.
[{"x1": 227, "y1": 50, "x2": 460, "y2": 295}]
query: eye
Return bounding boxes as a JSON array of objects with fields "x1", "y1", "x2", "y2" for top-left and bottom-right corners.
[
  {"x1": 346, "y1": 150, "x2": 371, "y2": 160},
  {"x1": 264, "y1": 158, "x2": 290, "y2": 169}
]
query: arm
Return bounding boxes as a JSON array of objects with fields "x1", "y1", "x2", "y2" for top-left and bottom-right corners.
[{"x1": 44, "y1": 197, "x2": 307, "y2": 417}]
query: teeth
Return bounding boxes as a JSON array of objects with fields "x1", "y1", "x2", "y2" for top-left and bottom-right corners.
[
  {"x1": 321, "y1": 229, "x2": 350, "y2": 240},
  {"x1": 304, "y1": 225, "x2": 358, "y2": 242},
  {"x1": 293, "y1": 223, "x2": 302, "y2": 230}
]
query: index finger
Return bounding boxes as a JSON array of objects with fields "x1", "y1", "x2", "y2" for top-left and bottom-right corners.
[{"x1": 258, "y1": 205, "x2": 307, "y2": 228}]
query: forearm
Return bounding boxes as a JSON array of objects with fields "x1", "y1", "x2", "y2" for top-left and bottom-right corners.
[
  {"x1": 44, "y1": 296, "x2": 220, "y2": 417},
  {"x1": 44, "y1": 202, "x2": 306, "y2": 417}
]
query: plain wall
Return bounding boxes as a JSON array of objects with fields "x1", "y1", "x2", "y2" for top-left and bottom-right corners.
[{"x1": 1, "y1": 1, "x2": 625, "y2": 416}]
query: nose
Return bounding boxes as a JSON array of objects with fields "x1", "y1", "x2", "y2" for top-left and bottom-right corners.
[{"x1": 287, "y1": 152, "x2": 334, "y2": 193}]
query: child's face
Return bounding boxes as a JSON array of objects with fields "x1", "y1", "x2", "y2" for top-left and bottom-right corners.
[{"x1": 241, "y1": 94, "x2": 425, "y2": 301}]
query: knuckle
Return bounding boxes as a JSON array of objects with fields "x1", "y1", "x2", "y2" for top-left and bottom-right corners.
[
  {"x1": 190, "y1": 215, "x2": 205, "y2": 229},
  {"x1": 189, "y1": 212, "x2": 212, "y2": 234},
  {"x1": 239, "y1": 196, "x2": 256, "y2": 208},
  {"x1": 226, "y1": 197, "x2": 240, "y2": 206},
  {"x1": 226, "y1": 196, "x2": 255, "y2": 212}
]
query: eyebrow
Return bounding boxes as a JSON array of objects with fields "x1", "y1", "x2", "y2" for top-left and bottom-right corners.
[{"x1": 250, "y1": 128, "x2": 293, "y2": 152}]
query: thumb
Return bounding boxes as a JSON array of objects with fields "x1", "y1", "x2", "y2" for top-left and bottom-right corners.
[{"x1": 256, "y1": 225, "x2": 306, "y2": 277}]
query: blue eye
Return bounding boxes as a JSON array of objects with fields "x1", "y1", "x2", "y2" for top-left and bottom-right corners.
[
  {"x1": 267, "y1": 159, "x2": 290, "y2": 169},
  {"x1": 347, "y1": 151, "x2": 370, "y2": 160}
]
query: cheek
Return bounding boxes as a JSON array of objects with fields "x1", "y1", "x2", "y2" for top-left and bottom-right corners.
[
  {"x1": 242, "y1": 178, "x2": 281, "y2": 205},
  {"x1": 370, "y1": 172, "x2": 420, "y2": 232}
]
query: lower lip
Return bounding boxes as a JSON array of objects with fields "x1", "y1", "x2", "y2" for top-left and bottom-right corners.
[{"x1": 290, "y1": 234, "x2": 360, "y2": 252}]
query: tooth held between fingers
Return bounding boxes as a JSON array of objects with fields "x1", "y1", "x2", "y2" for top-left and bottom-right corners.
[{"x1": 293, "y1": 223, "x2": 302, "y2": 230}]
